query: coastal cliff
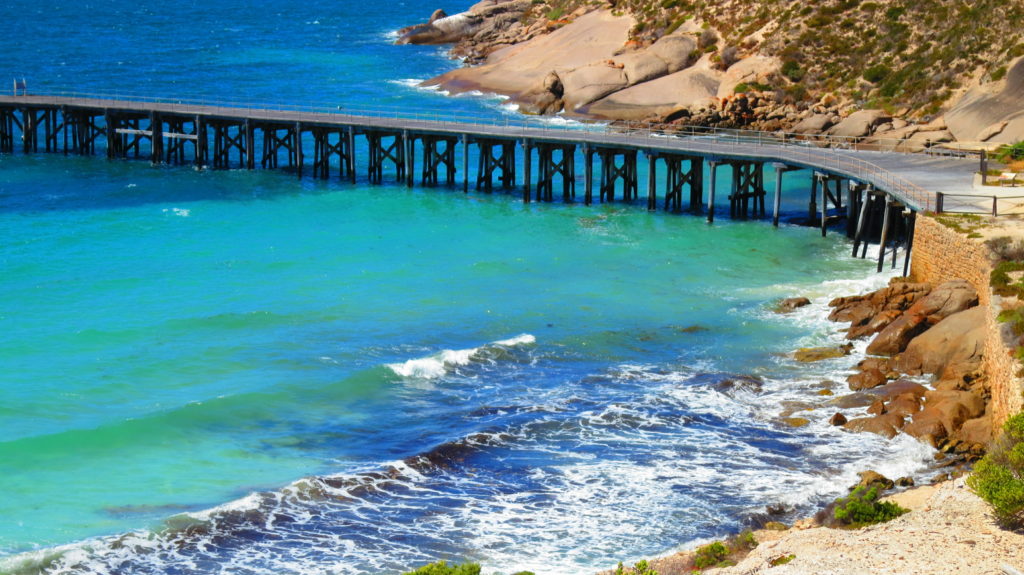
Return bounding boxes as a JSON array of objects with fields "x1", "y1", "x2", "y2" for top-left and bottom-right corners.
[{"x1": 399, "y1": 0, "x2": 1024, "y2": 145}]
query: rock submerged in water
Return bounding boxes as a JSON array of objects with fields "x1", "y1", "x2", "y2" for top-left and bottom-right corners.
[
  {"x1": 793, "y1": 343, "x2": 853, "y2": 362},
  {"x1": 774, "y1": 296, "x2": 811, "y2": 313}
]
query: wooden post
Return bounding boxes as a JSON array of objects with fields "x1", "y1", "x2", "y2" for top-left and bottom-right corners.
[
  {"x1": 584, "y1": 146, "x2": 593, "y2": 206},
  {"x1": 820, "y1": 174, "x2": 828, "y2": 237},
  {"x1": 462, "y1": 134, "x2": 469, "y2": 193},
  {"x1": 981, "y1": 149, "x2": 988, "y2": 186},
  {"x1": 647, "y1": 152, "x2": 657, "y2": 211},
  {"x1": 877, "y1": 195, "x2": 893, "y2": 272},
  {"x1": 295, "y1": 122, "x2": 303, "y2": 179},
  {"x1": 104, "y1": 110, "x2": 116, "y2": 159},
  {"x1": 808, "y1": 174, "x2": 818, "y2": 220},
  {"x1": 523, "y1": 139, "x2": 532, "y2": 203},
  {"x1": 852, "y1": 187, "x2": 870, "y2": 257},
  {"x1": 150, "y1": 112, "x2": 163, "y2": 165},
  {"x1": 405, "y1": 131, "x2": 414, "y2": 187},
  {"x1": 245, "y1": 119, "x2": 255, "y2": 170},
  {"x1": 347, "y1": 127, "x2": 356, "y2": 182},
  {"x1": 772, "y1": 163, "x2": 785, "y2": 227},
  {"x1": 708, "y1": 161, "x2": 718, "y2": 223}
]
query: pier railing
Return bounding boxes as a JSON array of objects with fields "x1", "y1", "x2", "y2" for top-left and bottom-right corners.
[
  {"x1": 1, "y1": 91, "x2": 985, "y2": 212},
  {"x1": 936, "y1": 193, "x2": 1024, "y2": 216}
]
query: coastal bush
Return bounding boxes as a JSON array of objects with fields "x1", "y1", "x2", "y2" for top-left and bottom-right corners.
[
  {"x1": 613, "y1": 559, "x2": 658, "y2": 575},
  {"x1": 968, "y1": 412, "x2": 1024, "y2": 530},
  {"x1": 781, "y1": 60, "x2": 804, "y2": 82},
  {"x1": 692, "y1": 541, "x2": 730, "y2": 569},
  {"x1": 862, "y1": 64, "x2": 892, "y2": 84},
  {"x1": 831, "y1": 485, "x2": 908, "y2": 528},
  {"x1": 997, "y1": 307, "x2": 1024, "y2": 337},
  {"x1": 990, "y1": 261, "x2": 1024, "y2": 298},
  {"x1": 769, "y1": 554, "x2": 796, "y2": 566},
  {"x1": 996, "y1": 142, "x2": 1024, "y2": 163},
  {"x1": 402, "y1": 560, "x2": 481, "y2": 575}
]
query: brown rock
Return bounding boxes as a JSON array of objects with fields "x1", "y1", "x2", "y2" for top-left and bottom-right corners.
[
  {"x1": 793, "y1": 344, "x2": 853, "y2": 362},
  {"x1": 843, "y1": 412, "x2": 905, "y2": 438},
  {"x1": 959, "y1": 414, "x2": 993, "y2": 447},
  {"x1": 847, "y1": 309, "x2": 903, "y2": 339},
  {"x1": 783, "y1": 417, "x2": 811, "y2": 428},
  {"x1": 827, "y1": 392, "x2": 877, "y2": 409},
  {"x1": 886, "y1": 393, "x2": 924, "y2": 418},
  {"x1": 867, "y1": 379, "x2": 928, "y2": 401},
  {"x1": 897, "y1": 306, "x2": 986, "y2": 377},
  {"x1": 775, "y1": 296, "x2": 811, "y2": 313},
  {"x1": 830, "y1": 412, "x2": 848, "y2": 426},
  {"x1": 905, "y1": 280, "x2": 978, "y2": 322},
  {"x1": 848, "y1": 368, "x2": 888, "y2": 391},
  {"x1": 855, "y1": 470, "x2": 895, "y2": 490},
  {"x1": 896, "y1": 476, "x2": 915, "y2": 487},
  {"x1": 904, "y1": 411, "x2": 948, "y2": 443},
  {"x1": 866, "y1": 312, "x2": 929, "y2": 356},
  {"x1": 924, "y1": 390, "x2": 986, "y2": 419},
  {"x1": 867, "y1": 399, "x2": 887, "y2": 415}
]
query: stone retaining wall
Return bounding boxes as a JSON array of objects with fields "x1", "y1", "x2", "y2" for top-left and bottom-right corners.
[{"x1": 910, "y1": 215, "x2": 1022, "y2": 428}]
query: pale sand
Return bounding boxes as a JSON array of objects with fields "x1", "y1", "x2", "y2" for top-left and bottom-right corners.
[{"x1": 710, "y1": 478, "x2": 1024, "y2": 575}]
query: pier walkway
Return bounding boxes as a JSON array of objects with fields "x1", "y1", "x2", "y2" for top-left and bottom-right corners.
[{"x1": 0, "y1": 93, "x2": 995, "y2": 272}]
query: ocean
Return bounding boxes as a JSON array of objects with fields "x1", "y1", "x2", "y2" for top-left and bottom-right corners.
[{"x1": 0, "y1": 1, "x2": 934, "y2": 574}]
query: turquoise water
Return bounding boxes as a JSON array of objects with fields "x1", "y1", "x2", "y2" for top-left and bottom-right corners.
[{"x1": 0, "y1": 2, "x2": 934, "y2": 574}]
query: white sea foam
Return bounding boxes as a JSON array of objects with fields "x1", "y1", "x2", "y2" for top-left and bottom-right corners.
[
  {"x1": 162, "y1": 207, "x2": 190, "y2": 217},
  {"x1": 386, "y1": 334, "x2": 535, "y2": 379}
]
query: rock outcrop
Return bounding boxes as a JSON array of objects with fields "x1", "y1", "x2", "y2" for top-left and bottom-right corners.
[
  {"x1": 946, "y1": 56, "x2": 1024, "y2": 144},
  {"x1": 826, "y1": 279, "x2": 991, "y2": 457}
]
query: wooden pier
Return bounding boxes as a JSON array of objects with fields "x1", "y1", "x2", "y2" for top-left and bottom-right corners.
[{"x1": 0, "y1": 94, "x2": 975, "y2": 271}]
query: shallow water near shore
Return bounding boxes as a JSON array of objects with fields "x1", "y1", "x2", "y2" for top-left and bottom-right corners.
[{"x1": 0, "y1": 1, "x2": 934, "y2": 574}]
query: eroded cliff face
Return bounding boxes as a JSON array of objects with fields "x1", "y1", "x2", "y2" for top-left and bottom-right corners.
[{"x1": 399, "y1": 0, "x2": 1024, "y2": 143}]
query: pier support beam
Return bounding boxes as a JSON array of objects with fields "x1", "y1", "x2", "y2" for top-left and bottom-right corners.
[
  {"x1": 311, "y1": 127, "x2": 351, "y2": 180},
  {"x1": 476, "y1": 138, "x2": 515, "y2": 192},
  {"x1": 877, "y1": 194, "x2": 894, "y2": 273},
  {"x1": 597, "y1": 148, "x2": 637, "y2": 203},
  {"x1": 419, "y1": 134, "x2": 458, "y2": 187},
  {"x1": 771, "y1": 163, "x2": 799, "y2": 227},
  {"x1": 261, "y1": 124, "x2": 298, "y2": 170},
  {"x1": 726, "y1": 160, "x2": 767, "y2": 219},
  {"x1": 365, "y1": 130, "x2": 405, "y2": 184},
  {"x1": 814, "y1": 172, "x2": 846, "y2": 237},
  {"x1": 0, "y1": 107, "x2": 16, "y2": 153},
  {"x1": 210, "y1": 119, "x2": 248, "y2": 169},
  {"x1": 534, "y1": 142, "x2": 576, "y2": 202},
  {"x1": 707, "y1": 160, "x2": 719, "y2": 223},
  {"x1": 651, "y1": 152, "x2": 700, "y2": 212}
]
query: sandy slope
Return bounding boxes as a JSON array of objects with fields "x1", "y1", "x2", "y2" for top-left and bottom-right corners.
[{"x1": 713, "y1": 478, "x2": 1024, "y2": 575}]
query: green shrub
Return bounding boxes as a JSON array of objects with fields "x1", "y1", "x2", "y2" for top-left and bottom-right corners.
[
  {"x1": 832, "y1": 485, "x2": 908, "y2": 528},
  {"x1": 769, "y1": 554, "x2": 796, "y2": 566},
  {"x1": 863, "y1": 64, "x2": 892, "y2": 83},
  {"x1": 991, "y1": 261, "x2": 1024, "y2": 298},
  {"x1": 781, "y1": 60, "x2": 804, "y2": 82},
  {"x1": 693, "y1": 541, "x2": 729, "y2": 569},
  {"x1": 403, "y1": 561, "x2": 481, "y2": 575},
  {"x1": 613, "y1": 559, "x2": 658, "y2": 575},
  {"x1": 996, "y1": 141, "x2": 1024, "y2": 163},
  {"x1": 968, "y1": 412, "x2": 1024, "y2": 529}
]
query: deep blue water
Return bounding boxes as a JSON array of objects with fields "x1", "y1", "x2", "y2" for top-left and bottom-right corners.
[{"x1": 0, "y1": 2, "x2": 934, "y2": 574}]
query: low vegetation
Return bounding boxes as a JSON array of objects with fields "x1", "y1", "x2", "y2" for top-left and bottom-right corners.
[
  {"x1": 932, "y1": 213, "x2": 987, "y2": 238},
  {"x1": 690, "y1": 530, "x2": 759, "y2": 571},
  {"x1": 403, "y1": 561, "x2": 483, "y2": 575},
  {"x1": 968, "y1": 412, "x2": 1024, "y2": 530},
  {"x1": 613, "y1": 559, "x2": 658, "y2": 575},
  {"x1": 830, "y1": 485, "x2": 908, "y2": 528},
  {"x1": 521, "y1": 0, "x2": 1024, "y2": 115}
]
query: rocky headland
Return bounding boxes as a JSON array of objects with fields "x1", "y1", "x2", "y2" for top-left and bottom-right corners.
[{"x1": 398, "y1": 0, "x2": 1024, "y2": 147}]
